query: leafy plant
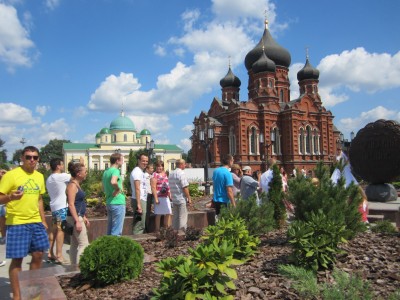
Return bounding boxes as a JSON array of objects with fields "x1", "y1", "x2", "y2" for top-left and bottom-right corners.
[
  {"x1": 371, "y1": 220, "x2": 398, "y2": 234},
  {"x1": 157, "y1": 227, "x2": 182, "y2": 248},
  {"x1": 268, "y1": 164, "x2": 287, "y2": 228},
  {"x1": 287, "y1": 211, "x2": 347, "y2": 271},
  {"x1": 202, "y1": 215, "x2": 260, "y2": 260},
  {"x1": 189, "y1": 182, "x2": 204, "y2": 197},
  {"x1": 79, "y1": 236, "x2": 144, "y2": 286},
  {"x1": 219, "y1": 193, "x2": 275, "y2": 235},
  {"x1": 278, "y1": 264, "x2": 319, "y2": 298}
]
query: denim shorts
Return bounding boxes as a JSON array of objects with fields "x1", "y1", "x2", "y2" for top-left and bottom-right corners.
[
  {"x1": 52, "y1": 207, "x2": 68, "y2": 228},
  {"x1": 0, "y1": 205, "x2": 5, "y2": 217},
  {"x1": 6, "y1": 223, "x2": 50, "y2": 258}
]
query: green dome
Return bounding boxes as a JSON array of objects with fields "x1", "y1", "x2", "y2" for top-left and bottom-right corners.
[
  {"x1": 95, "y1": 133, "x2": 101, "y2": 138},
  {"x1": 140, "y1": 129, "x2": 151, "y2": 135},
  {"x1": 100, "y1": 128, "x2": 110, "y2": 134},
  {"x1": 110, "y1": 113, "x2": 135, "y2": 131}
]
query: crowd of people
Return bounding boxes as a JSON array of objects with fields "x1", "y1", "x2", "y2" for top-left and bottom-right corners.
[{"x1": 0, "y1": 145, "x2": 369, "y2": 300}]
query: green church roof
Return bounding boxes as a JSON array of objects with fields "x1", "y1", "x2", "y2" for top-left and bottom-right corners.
[
  {"x1": 110, "y1": 112, "x2": 135, "y2": 131},
  {"x1": 100, "y1": 127, "x2": 110, "y2": 134},
  {"x1": 140, "y1": 129, "x2": 151, "y2": 135}
]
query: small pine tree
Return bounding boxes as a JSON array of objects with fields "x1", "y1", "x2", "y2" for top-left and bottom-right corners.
[{"x1": 268, "y1": 164, "x2": 286, "y2": 229}]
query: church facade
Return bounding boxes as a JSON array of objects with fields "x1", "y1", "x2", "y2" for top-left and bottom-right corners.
[
  {"x1": 63, "y1": 111, "x2": 183, "y2": 176},
  {"x1": 191, "y1": 20, "x2": 340, "y2": 175}
]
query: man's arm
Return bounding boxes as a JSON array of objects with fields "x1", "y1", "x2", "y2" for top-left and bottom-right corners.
[
  {"x1": 0, "y1": 191, "x2": 23, "y2": 205},
  {"x1": 182, "y1": 186, "x2": 191, "y2": 204},
  {"x1": 134, "y1": 180, "x2": 142, "y2": 212},
  {"x1": 111, "y1": 175, "x2": 120, "y2": 197},
  {"x1": 226, "y1": 186, "x2": 236, "y2": 207},
  {"x1": 38, "y1": 195, "x2": 48, "y2": 229}
]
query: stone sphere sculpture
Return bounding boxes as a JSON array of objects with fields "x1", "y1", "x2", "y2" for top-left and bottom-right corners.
[{"x1": 349, "y1": 119, "x2": 400, "y2": 202}]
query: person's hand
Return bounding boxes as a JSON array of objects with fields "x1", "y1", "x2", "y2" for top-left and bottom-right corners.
[
  {"x1": 9, "y1": 190, "x2": 24, "y2": 201},
  {"x1": 137, "y1": 207, "x2": 143, "y2": 214},
  {"x1": 84, "y1": 216, "x2": 90, "y2": 228},
  {"x1": 75, "y1": 220, "x2": 83, "y2": 232},
  {"x1": 42, "y1": 222, "x2": 48, "y2": 230},
  {"x1": 112, "y1": 189, "x2": 120, "y2": 197}
]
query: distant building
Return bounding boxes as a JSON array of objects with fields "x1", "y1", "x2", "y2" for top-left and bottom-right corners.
[
  {"x1": 191, "y1": 20, "x2": 340, "y2": 174},
  {"x1": 63, "y1": 111, "x2": 182, "y2": 175}
]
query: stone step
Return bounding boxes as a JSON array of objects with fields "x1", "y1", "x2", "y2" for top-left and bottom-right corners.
[{"x1": 367, "y1": 214, "x2": 384, "y2": 223}]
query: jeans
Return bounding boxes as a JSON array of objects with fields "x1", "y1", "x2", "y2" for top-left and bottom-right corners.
[
  {"x1": 172, "y1": 202, "x2": 188, "y2": 231},
  {"x1": 131, "y1": 198, "x2": 147, "y2": 234},
  {"x1": 106, "y1": 204, "x2": 126, "y2": 236}
]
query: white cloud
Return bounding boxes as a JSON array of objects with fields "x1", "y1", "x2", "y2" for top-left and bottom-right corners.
[
  {"x1": 339, "y1": 106, "x2": 400, "y2": 134},
  {"x1": 0, "y1": 103, "x2": 39, "y2": 125},
  {"x1": 182, "y1": 124, "x2": 194, "y2": 133},
  {"x1": 179, "y1": 138, "x2": 192, "y2": 152},
  {"x1": 35, "y1": 105, "x2": 50, "y2": 116},
  {"x1": 154, "y1": 44, "x2": 166, "y2": 57},
  {"x1": 0, "y1": 3, "x2": 36, "y2": 71},
  {"x1": 126, "y1": 114, "x2": 172, "y2": 135},
  {"x1": 73, "y1": 106, "x2": 88, "y2": 118},
  {"x1": 181, "y1": 9, "x2": 200, "y2": 32},
  {"x1": 318, "y1": 48, "x2": 400, "y2": 93},
  {"x1": 45, "y1": 0, "x2": 60, "y2": 10}
]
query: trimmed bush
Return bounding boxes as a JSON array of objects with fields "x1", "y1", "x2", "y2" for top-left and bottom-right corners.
[{"x1": 80, "y1": 236, "x2": 144, "y2": 286}]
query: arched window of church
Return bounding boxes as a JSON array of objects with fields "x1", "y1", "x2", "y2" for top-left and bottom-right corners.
[
  {"x1": 306, "y1": 126, "x2": 312, "y2": 154},
  {"x1": 105, "y1": 136, "x2": 108, "y2": 143},
  {"x1": 133, "y1": 134, "x2": 135, "y2": 142},
  {"x1": 272, "y1": 127, "x2": 280, "y2": 154},
  {"x1": 299, "y1": 128, "x2": 304, "y2": 154},
  {"x1": 313, "y1": 129, "x2": 319, "y2": 154},
  {"x1": 124, "y1": 134, "x2": 127, "y2": 142},
  {"x1": 269, "y1": 79, "x2": 273, "y2": 88},
  {"x1": 113, "y1": 134, "x2": 117, "y2": 143},
  {"x1": 279, "y1": 90, "x2": 284, "y2": 102},
  {"x1": 250, "y1": 127, "x2": 257, "y2": 154},
  {"x1": 314, "y1": 85, "x2": 318, "y2": 93},
  {"x1": 229, "y1": 127, "x2": 236, "y2": 155}
]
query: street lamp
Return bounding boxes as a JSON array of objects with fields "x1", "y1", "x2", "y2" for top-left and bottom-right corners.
[
  {"x1": 146, "y1": 139, "x2": 155, "y2": 160},
  {"x1": 199, "y1": 127, "x2": 214, "y2": 195},
  {"x1": 20, "y1": 138, "x2": 26, "y2": 147},
  {"x1": 259, "y1": 131, "x2": 275, "y2": 168}
]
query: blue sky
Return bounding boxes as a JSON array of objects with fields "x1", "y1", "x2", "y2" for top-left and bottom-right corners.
[{"x1": 0, "y1": 0, "x2": 399, "y2": 159}]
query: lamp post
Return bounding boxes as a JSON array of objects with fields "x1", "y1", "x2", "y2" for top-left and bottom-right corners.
[
  {"x1": 20, "y1": 138, "x2": 26, "y2": 147},
  {"x1": 146, "y1": 139, "x2": 155, "y2": 160},
  {"x1": 259, "y1": 132, "x2": 275, "y2": 168},
  {"x1": 339, "y1": 132, "x2": 354, "y2": 154},
  {"x1": 199, "y1": 127, "x2": 214, "y2": 195}
]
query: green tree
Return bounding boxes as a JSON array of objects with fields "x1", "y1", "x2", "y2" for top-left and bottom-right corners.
[
  {"x1": 0, "y1": 138, "x2": 8, "y2": 168},
  {"x1": 269, "y1": 164, "x2": 286, "y2": 228},
  {"x1": 40, "y1": 139, "x2": 70, "y2": 164},
  {"x1": 12, "y1": 149, "x2": 23, "y2": 164},
  {"x1": 186, "y1": 148, "x2": 192, "y2": 163}
]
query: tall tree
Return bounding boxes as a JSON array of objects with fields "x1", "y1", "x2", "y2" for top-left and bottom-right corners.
[
  {"x1": 12, "y1": 149, "x2": 23, "y2": 164},
  {"x1": 40, "y1": 139, "x2": 70, "y2": 164},
  {"x1": 0, "y1": 138, "x2": 8, "y2": 168}
]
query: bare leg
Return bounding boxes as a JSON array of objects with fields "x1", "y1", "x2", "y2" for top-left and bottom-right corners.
[
  {"x1": 9, "y1": 258, "x2": 23, "y2": 300},
  {"x1": 0, "y1": 216, "x2": 6, "y2": 239},
  {"x1": 154, "y1": 215, "x2": 161, "y2": 232},
  {"x1": 163, "y1": 214, "x2": 171, "y2": 228},
  {"x1": 30, "y1": 251, "x2": 43, "y2": 270},
  {"x1": 48, "y1": 224, "x2": 57, "y2": 259},
  {"x1": 55, "y1": 228, "x2": 65, "y2": 261}
]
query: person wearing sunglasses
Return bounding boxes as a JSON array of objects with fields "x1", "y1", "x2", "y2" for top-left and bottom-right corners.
[{"x1": 0, "y1": 146, "x2": 49, "y2": 300}]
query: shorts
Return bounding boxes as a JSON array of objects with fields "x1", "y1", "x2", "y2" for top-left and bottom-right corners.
[
  {"x1": 6, "y1": 223, "x2": 50, "y2": 258},
  {"x1": 52, "y1": 207, "x2": 68, "y2": 228},
  {"x1": 0, "y1": 205, "x2": 5, "y2": 217}
]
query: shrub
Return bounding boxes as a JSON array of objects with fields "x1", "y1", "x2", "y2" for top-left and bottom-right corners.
[
  {"x1": 269, "y1": 164, "x2": 287, "y2": 228},
  {"x1": 287, "y1": 161, "x2": 365, "y2": 240},
  {"x1": 153, "y1": 240, "x2": 243, "y2": 300},
  {"x1": 278, "y1": 264, "x2": 319, "y2": 298},
  {"x1": 80, "y1": 236, "x2": 144, "y2": 286},
  {"x1": 185, "y1": 226, "x2": 203, "y2": 241},
  {"x1": 189, "y1": 182, "x2": 204, "y2": 197},
  {"x1": 371, "y1": 220, "x2": 398, "y2": 234},
  {"x1": 287, "y1": 211, "x2": 347, "y2": 271},
  {"x1": 202, "y1": 215, "x2": 260, "y2": 260},
  {"x1": 157, "y1": 227, "x2": 182, "y2": 248},
  {"x1": 219, "y1": 193, "x2": 275, "y2": 235}
]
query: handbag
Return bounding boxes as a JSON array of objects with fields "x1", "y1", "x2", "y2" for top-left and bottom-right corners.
[{"x1": 61, "y1": 220, "x2": 74, "y2": 235}]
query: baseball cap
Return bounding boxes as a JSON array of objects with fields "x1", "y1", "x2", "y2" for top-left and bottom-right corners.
[{"x1": 242, "y1": 166, "x2": 251, "y2": 171}]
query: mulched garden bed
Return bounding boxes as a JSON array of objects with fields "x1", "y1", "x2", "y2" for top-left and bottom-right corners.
[{"x1": 58, "y1": 228, "x2": 400, "y2": 299}]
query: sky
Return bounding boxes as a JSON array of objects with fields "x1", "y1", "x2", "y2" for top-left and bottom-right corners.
[{"x1": 0, "y1": 0, "x2": 399, "y2": 160}]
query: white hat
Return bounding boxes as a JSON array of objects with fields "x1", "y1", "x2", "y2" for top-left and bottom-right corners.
[{"x1": 242, "y1": 166, "x2": 251, "y2": 171}]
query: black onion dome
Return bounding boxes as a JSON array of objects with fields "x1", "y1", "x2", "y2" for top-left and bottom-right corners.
[
  {"x1": 252, "y1": 51, "x2": 276, "y2": 73},
  {"x1": 220, "y1": 67, "x2": 241, "y2": 88},
  {"x1": 245, "y1": 22, "x2": 291, "y2": 70},
  {"x1": 297, "y1": 58, "x2": 320, "y2": 81}
]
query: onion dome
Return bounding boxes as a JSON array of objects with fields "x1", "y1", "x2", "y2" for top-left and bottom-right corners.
[
  {"x1": 220, "y1": 67, "x2": 241, "y2": 88},
  {"x1": 109, "y1": 111, "x2": 135, "y2": 131},
  {"x1": 252, "y1": 50, "x2": 276, "y2": 73},
  {"x1": 297, "y1": 57, "x2": 319, "y2": 81},
  {"x1": 100, "y1": 127, "x2": 110, "y2": 134},
  {"x1": 245, "y1": 20, "x2": 291, "y2": 70},
  {"x1": 95, "y1": 132, "x2": 101, "y2": 138},
  {"x1": 140, "y1": 129, "x2": 151, "y2": 135}
]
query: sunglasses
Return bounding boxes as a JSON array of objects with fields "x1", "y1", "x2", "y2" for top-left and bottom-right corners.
[{"x1": 25, "y1": 155, "x2": 39, "y2": 161}]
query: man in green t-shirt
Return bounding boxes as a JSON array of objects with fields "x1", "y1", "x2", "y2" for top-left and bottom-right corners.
[{"x1": 102, "y1": 153, "x2": 126, "y2": 236}]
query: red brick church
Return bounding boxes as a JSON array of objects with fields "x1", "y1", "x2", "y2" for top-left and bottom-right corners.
[{"x1": 191, "y1": 20, "x2": 340, "y2": 175}]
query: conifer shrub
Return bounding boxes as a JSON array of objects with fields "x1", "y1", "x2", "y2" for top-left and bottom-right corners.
[
  {"x1": 287, "y1": 161, "x2": 365, "y2": 240},
  {"x1": 268, "y1": 164, "x2": 287, "y2": 228},
  {"x1": 219, "y1": 193, "x2": 275, "y2": 235},
  {"x1": 79, "y1": 236, "x2": 144, "y2": 286},
  {"x1": 371, "y1": 220, "x2": 398, "y2": 234}
]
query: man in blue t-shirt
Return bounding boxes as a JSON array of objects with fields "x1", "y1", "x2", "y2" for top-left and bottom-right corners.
[{"x1": 212, "y1": 154, "x2": 236, "y2": 216}]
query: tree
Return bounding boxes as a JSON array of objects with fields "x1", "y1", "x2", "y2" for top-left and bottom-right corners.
[
  {"x1": 186, "y1": 149, "x2": 192, "y2": 163},
  {"x1": 40, "y1": 139, "x2": 70, "y2": 164},
  {"x1": 0, "y1": 138, "x2": 8, "y2": 168},
  {"x1": 12, "y1": 149, "x2": 23, "y2": 164}
]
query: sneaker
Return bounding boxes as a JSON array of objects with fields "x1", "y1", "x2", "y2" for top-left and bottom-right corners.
[{"x1": 0, "y1": 261, "x2": 6, "y2": 267}]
